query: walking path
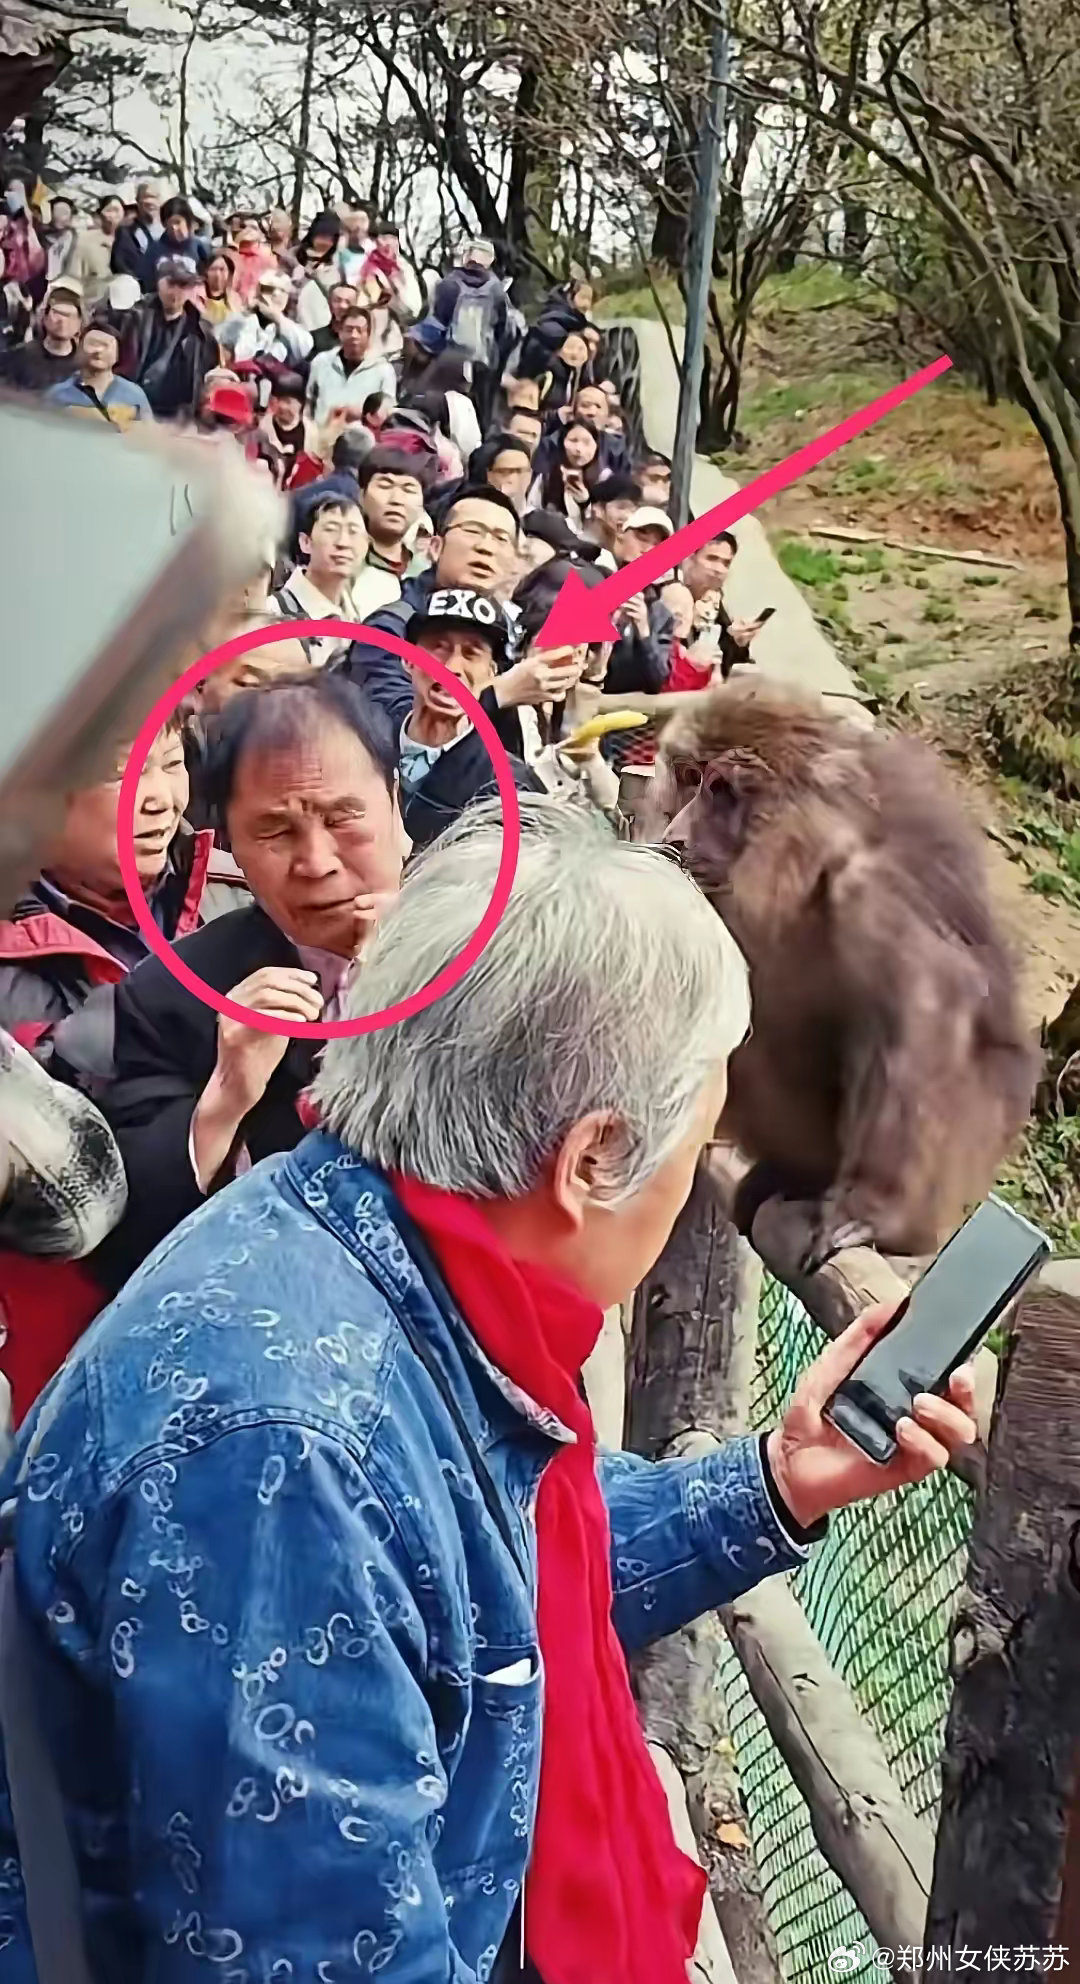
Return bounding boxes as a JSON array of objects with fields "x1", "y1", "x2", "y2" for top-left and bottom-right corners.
[{"x1": 625, "y1": 319, "x2": 866, "y2": 712}]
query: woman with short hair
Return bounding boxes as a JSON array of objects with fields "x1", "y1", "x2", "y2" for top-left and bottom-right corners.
[{"x1": 0, "y1": 800, "x2": 978, "y2": 1984}]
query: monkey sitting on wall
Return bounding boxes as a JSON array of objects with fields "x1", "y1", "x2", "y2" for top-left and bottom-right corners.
[{"x1": 651, "y1": 679, "x2": 1039, "y2": 1272}]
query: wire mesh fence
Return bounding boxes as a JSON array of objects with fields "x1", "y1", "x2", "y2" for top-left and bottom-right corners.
[{"x1": 717, "y1": 1275, "x2": 975, "y2": 1981}]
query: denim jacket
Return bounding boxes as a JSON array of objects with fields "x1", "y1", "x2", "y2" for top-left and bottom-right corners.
[{"x1": 0, "y1": 1132, "x2": 813, "y2": 1982}]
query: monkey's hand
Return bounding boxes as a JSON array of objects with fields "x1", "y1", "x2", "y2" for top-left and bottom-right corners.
[
  {"x1": 800, "y1": 1198, "x2": 877, "y2": 1276},
  {"x1": 744, "y1": 1191, "x2": 876, "y2": 1280}
]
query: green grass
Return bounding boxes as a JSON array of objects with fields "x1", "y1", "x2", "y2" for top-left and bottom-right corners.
[
  {"x1": 741, "y1": 367, "x2": 889, "y2": 430},
  {"x1": 998, "y1": 805, "x2": 1080, "y2": 909},
  {"x1": 595, "y1": 259, "x2": 889, "y2": 329},
  {"x1": 857, "y1": 659, "x2": 893, "y2": 699},
  {"x1": 593, "y1": 268, "x2": 685, "y2": 323},
  {"x1": 911, "y1": 463, "x2": 962, "y2": 499},
  {"x1": 840, "y1": 544, "x2": 887, "y2": 574},
  {"x1": 776, "y1": 537, "x2": 842, "y2": 588},
  {"x1": 833, "y1": 455, "x2": 899, "y2": 497},
  {"x1": 757, "y1": 264, "x2": 886, "y2": 316},
  {"x1": 997, "y1": 1115, "x2": 1080, "y2": 1255},
  {"x1": 922, "y1": 597, "x2": 957, "y2": 624}
]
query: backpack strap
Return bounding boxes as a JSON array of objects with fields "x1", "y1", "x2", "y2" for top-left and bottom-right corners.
[
  {"x1": 0, "y1": 1544, "x2": 93, "y2": 1983},
  {"x1": 72, "y1": 380, "x2": 119, "y2": 428},
  {"x1": 271, "y1": 586, "x2": 318, "y2": 663}
]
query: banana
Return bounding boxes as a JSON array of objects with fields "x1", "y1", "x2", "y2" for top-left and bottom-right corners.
[{"x1": 561, "y1": 710, "x2": 649, "y2": 751}]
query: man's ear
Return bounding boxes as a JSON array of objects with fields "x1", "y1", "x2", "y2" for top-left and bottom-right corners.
[
  {"x1": 427, "y1": 534, "x2": 443, "y2": 566},
  {"x1": 298, "y1": 531, "x2": 312, "y2": 561},
  {"x1": 550, "y1": 1112, "x2": 626, "y2": 1229}
]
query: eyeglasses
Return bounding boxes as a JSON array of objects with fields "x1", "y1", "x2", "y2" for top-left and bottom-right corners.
[{"x1": 445, "y1": 521, "x2": 517, "y2": 551}]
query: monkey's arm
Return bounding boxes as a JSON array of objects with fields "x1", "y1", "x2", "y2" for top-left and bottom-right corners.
[{"x1": 792, "y1": 862, "x2": 980, "y2": 1269}]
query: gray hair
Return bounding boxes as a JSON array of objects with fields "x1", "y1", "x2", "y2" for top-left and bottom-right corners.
[{"x1": 314, "y1": 797, "x2": 751, "y2": 1204}]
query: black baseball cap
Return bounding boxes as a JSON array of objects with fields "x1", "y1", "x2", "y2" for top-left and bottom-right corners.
[
  {"x1": 406, "y1": 586, "x2": 511, "y2": 663},
  {"x1": 522, "y1": 510, "x2": 602, "y2": 562},
  {"x1": 156, "y1": 253, "x2": 201, "y2": 286}
]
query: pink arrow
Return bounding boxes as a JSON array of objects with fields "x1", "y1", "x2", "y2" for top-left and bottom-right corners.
[{"x1": 535, "y1": 354, "x2": 953, "y2": 647}]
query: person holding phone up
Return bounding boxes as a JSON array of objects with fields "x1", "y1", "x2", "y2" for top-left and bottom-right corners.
[{"x1": 603, "y1": 504, "x2": 679, "y2": 696}]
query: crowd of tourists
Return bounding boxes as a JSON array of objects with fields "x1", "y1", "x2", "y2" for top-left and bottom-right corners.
[{"x1": 0, "y1": 171, "x2": 977, "y2": 1984}]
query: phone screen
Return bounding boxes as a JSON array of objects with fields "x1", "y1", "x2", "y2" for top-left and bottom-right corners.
[
  {"x1": 756, "y1": 606, "x2": 777, "y2": 623},
  {"x1": 824, "y1": 1196, "x2": 1049, "y2": 1463}
]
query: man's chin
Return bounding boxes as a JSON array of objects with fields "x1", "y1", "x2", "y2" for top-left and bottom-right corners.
[
  {"x1": 291, "y1": 906, "x2": 355, "y2": 956},
  {"x1": 134, "y1": 855, "x2": 169, "y2": 892}
]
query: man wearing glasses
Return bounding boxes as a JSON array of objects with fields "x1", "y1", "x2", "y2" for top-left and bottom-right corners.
[{"x1": 337, "y1": 484, "x2": 574, "y2": 747}]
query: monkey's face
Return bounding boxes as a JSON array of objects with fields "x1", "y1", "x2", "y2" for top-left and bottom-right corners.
[{"x1": 649, "y1": 745, "x2": 761, "y2": 889}]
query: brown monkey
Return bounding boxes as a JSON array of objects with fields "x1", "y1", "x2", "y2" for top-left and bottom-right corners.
[{"x1": 651, "y1": 679, "x2": 1038, "y2": 1271}]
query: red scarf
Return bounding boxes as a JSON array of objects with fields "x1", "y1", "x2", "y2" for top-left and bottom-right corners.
[{"x1": 392, "y1": 1175, "x2": 706, "y2": 1984}]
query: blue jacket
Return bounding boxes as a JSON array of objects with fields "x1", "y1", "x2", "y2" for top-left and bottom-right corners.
[
  {"x1": 337, "y1": 566, "x2": 440, "y2": 727},
  {"x1": 0, "y1": 1132, "x2": 812, "y2": 1981}
]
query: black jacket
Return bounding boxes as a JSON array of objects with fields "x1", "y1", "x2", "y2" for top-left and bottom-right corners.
[
  {"x1": 118, "y1": 295, "x2": 218, "y2": 419},
  {"x1": 111, "y1": 218, "x2": 162, "y2": 282},
  {"x1": 532, "y1": 416, "x2": 632, "y2": 485},
  {"x1": 336, "y1": 571, "x2": 439, "y2": 727},
  {"x1": 517, "y1": 293, "x2": 588, "y2": 380},
  {"x1": 604, "y1": 590, "x2": 676, "y2": 696},
  {"x1": 403, "y1": 731, "x2": 543, "y2": 851},
  {"x1": 94, "y1": 905, "x2": 318, "y2": 1290}
]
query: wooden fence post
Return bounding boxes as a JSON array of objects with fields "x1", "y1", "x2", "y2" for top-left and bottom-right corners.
[
  {"x1": 925, "y1": 1269, "x2": 1080, "y2": 1956},
  {"x1": 625, "y1": 1164, "x2": 781, "y2": 1984}
]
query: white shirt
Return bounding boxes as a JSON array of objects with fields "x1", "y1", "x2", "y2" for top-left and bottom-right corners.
[
  {"x1": 219, "y1": 310, "x2": 313, "y2": 367},
  {"x1": 399, "y1": 717, "x2": 471, "y2": 794},
  {"x1": 446, "y1": 389, "x2": 482, "y2": 462},
  {"x1": 305, "y1": 347, "x2": 397, "y2": 426},
  {"x1": 275, "y1": 570, "x2": 358, "y2": 667}
]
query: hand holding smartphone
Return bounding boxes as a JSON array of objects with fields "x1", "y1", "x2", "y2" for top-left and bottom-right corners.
[{"x1": 823, "y1": 1196, "x2": 1050, "y2": 1464}]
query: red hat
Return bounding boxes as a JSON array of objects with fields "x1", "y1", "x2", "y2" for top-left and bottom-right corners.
[{"x1": 204, "y1": 380, "x2": 253, "y2": 426}]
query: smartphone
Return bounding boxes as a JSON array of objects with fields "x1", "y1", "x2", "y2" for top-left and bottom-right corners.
[
  {"x1": 755, "y1": 606, "x2": 777, "y2": 624},
  {"x1": 823, "y1": 1196, "x2": 1050, "y2": 1464}
]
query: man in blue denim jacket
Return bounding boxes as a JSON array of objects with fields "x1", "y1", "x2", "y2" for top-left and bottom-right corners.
[{"x1": 0, "y1": 803, "x2": 977, "y2": 1983}]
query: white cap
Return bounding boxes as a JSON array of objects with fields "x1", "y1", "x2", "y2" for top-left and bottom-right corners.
[
  {"x1": 107, "y1": 273, "x2": 141, "y2": 311},
  {"x1": 624, "y1": 505, "x2": 674, "y2": 537}
]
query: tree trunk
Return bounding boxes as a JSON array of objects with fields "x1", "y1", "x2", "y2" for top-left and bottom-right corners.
[
  {"x1": 504, "y1": 60, "x2": 558, "y2": 303},
  {"x1": 176, "y1": 6, "x2": 201, "y2": 196},
  {"x1": 652, "y1": 112, "x2": 695, "y2": 268},
  {"x1": 290, "y1": 0, "x2": 319, "y2": 232},
  {"x1": 1059, "y1": 1760, "x2": 1080, "y2": 1956},
  {"x1": 626, "y1": 1168, "x2": 780, "y2": 1984},
  {"x1": 842, "y1": 201, "x2": 868, "y2": 273},
  {"x1": 925, "y1": 1272, "x2": 1080, "y2": 1954},
  {"x1": 19, "y1": 107, "x2": 51, "y2": 184},
  {"x1": 369, "y1": 10, "x2": 401, "y2": 213},
  {"x1": 1037, "y1": 978, "x2": 1080, "y2": 1115}
]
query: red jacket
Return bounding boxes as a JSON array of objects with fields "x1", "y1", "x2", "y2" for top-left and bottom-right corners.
[
  {"x1": 0, "y1": 827, "x2": 210, "y2": 1051},
  {"x1": 621, "y1": 641, "x2": 715, "y2": 767},
  {"x1": 0, "y1": 829, "x2": 211, "y2": 1425}
]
